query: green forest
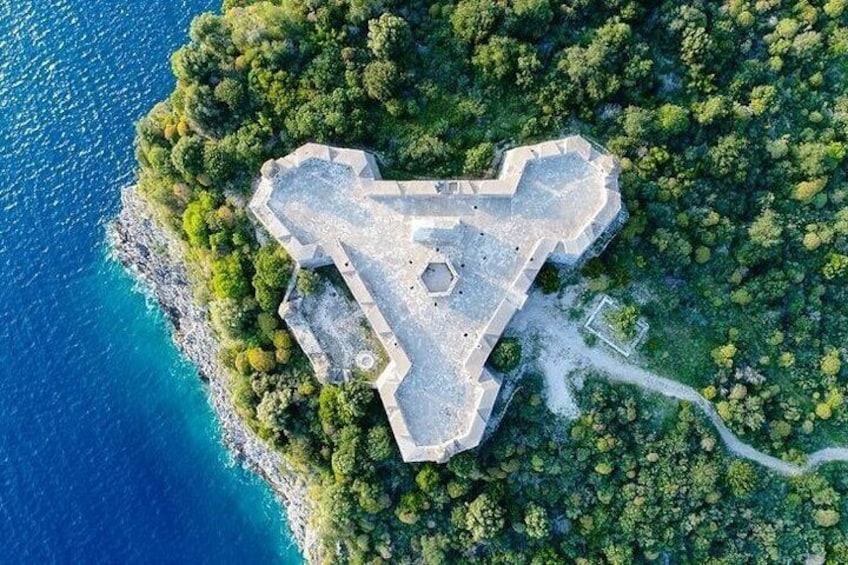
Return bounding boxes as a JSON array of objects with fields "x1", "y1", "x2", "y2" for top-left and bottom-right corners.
[{"x1": 133, "y1": 0, "x2": 848, "y2": 562}]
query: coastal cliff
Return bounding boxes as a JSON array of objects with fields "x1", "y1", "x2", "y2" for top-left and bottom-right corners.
[{"x1": 108, "y1": 186, "x2": 318, "y2": 562}]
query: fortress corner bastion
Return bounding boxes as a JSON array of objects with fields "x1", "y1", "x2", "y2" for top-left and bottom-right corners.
[{"x1": 249, "y1": 136, "x2": 627, "y2": 463}]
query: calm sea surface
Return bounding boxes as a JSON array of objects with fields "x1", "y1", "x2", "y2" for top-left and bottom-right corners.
[{"x1": 0, "y1": 1, "x2": 302, "y2": 562}]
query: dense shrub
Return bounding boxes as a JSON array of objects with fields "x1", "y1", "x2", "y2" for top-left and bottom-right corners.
[
  {"x1": 489, "y1": 337, "x2": 521, "y2": 373},
  {"x1": 535, "y1": 263, "x2": 560, "y2": 294}
]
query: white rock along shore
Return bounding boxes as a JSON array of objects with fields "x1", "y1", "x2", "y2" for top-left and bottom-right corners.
[{"x1": 107, "y1": 186, "x2": 319, "y2": 562}]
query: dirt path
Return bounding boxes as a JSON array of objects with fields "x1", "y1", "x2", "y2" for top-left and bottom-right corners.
[{"x1": 509, "y1": 290, "x2": 848, "y2": 476}]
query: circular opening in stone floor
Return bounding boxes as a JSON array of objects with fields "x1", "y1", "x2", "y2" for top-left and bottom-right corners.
[{"x1": 355, "y1": 351, "x2": 376, "y2": 371}]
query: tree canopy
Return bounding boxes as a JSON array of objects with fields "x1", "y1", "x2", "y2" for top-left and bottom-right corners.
[{"x1": 134, "y1": 0, "x2": 848, "y2": 561}]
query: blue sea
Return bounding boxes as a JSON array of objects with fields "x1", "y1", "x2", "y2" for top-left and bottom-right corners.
[{"x1": 0, "y1": 1, "x2": 302, "y2": 562}]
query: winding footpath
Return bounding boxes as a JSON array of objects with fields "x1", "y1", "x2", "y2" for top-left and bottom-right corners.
[{"x1": 511, "y1": 290, "x2": 848, "y2": 477}]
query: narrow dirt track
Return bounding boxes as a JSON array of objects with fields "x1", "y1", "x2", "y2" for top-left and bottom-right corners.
[{"x1": 509, "y1": 290, "x2": 848, "y2": 477}]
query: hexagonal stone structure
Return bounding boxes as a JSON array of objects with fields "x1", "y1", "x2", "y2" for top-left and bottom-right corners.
[{"x1": 419, "y1": 258, "x2": 458, "y2": 297}]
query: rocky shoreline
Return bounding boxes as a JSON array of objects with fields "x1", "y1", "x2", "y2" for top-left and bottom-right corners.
[{"x1": 107, "y1": 186, "x2": 318, "y2": 562}]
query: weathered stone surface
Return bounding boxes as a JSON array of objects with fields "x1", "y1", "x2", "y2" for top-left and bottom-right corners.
[{"x1": 250, "y1": 136, "x2": 626, "y2": 463}]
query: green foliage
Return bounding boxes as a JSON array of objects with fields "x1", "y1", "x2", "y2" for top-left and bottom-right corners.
[
  {"x1": 336, "y1": 380, "x2": 373, "y2": 425},
  {"x1": 182, "y1": 190, "x2": 216, "y2": 247},
  {"x1": 489, "y1": 337, "x2": 521, "y2": 373},
  {"x1": 506, "y1": 0, "x2": 552, "y2": 38},
  {"x1": 214, "y1": 77, "x2": 247, "y2": 111},
  {"x1": 210, "y1": 297, "x2": 251, "y2": 339},
  {"x1": 202, "y1": 142, "x2": 234, "y2": 184},
  {"x1": 463, "y1": 142, "x2": 494, "y2": 176},
  {"x1": 272, "y1": 329, "x2": 293, "y2": 365},
  {"x1": 748, "y1": 208, "x2": 783, "y2": 248},
  {"x1": 252, "y1": 243, "x2": 291, "y2": 310},
  {"x1": 420, "y1": 534, "x2": 449, "y2": 564},
  {"x1": 296, "y1": 269, "x2": 319, "y2": 296},
  {"x1": 465, "y1": 493, "x2": 505, "y2": 542},
  {"x1": 317, "y1": 482, "x2": 355, "y2": 532},
  {"x1": 725, "y1": 460, "x2": 758, "y2": 497},
  {"x1": 656, "y1": 104, "x2": 689, "y2": 135},
  {"x1": 397, "y1": 133, "x2": 450, "y2": 171},
  {"x1": 255, "y1": 301, "x2": 276, "y2": 325},
  {"x1": 451, "y1": 0, "x2": 500, "y2": 45},
  {"x1": 524, "y1": 503, "x2": 550, "y2": 540},
  {"x1": 246, "y1": 347, "x2": 276, "y2": 373},
  {"x1": 707, "y1": 134, "x2": 748, "y2": 182},
  {"x1": 604, "y1": 303, "x2": 639, "y2": 341},
  {"x1": 145, "y1": 145, "x2": 176, "y2": 178},
  {"x1": 367, "y1": 13, "x2": 409, "y2": 59},
  {"x1": 550, "y1": 21, "x2": 646, "y2": 107},
  {"x1": 170, "y1": 134, "x2": 205, "y2": 179},
  {"x1": 415, "y1": 465, "x2": 442, "y2": 494},
  {"x1": 397, "y1": 491, "x2": 426, "y2": 524},
  {"x1": 472, "y1": 36, "x2": 523, "y2": 83},
  {"x1": 211, "y1": 253, "x2": 250, "y2": 300},
  {"x1": 135, "y1": 1, "x2": 848, "y2": 560},
  {"x1": 793, "y1": 178, "x2": 827, "y2": 202},
  {"x1": 331, "y1": 426, "x2": 360, "y2": 477},
  {"x1": 823, "y1": 253, "x2": 848, "y2": 280},
  {"x1": 815, "y1": 509, "x2": 840, "y2": 528},
  {"x1": 820, "y1": 349, "x2": 842, "y2": 377},
  {"x1": 362, "y1": 60, "x2": 399, "y2": 102},
  {"x1": 711, "y1": 343, "x2": 737, "y2": 369},
  {"x1": 365, "y1": 425, "x2": 393, "y2": 462},
  {"x1": 256, "y1": 389, "x2": 292, "y2": 434},
  {"x1": 536, "y1": 263, "x2": 560, "y2": 294}
]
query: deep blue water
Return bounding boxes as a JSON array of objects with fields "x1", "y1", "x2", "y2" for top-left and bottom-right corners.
[{"x1": 0, "y1": 2, "x2": 302, "y2": 562}]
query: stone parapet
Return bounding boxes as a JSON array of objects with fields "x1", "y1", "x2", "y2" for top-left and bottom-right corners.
[{"x1": 250, "y1": 135, "x2": 625, "y2": 462}]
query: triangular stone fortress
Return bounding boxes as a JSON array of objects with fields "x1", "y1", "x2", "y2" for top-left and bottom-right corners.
[{"x1": 249, "y1": 136, "x2": 626, "y2": 462}]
